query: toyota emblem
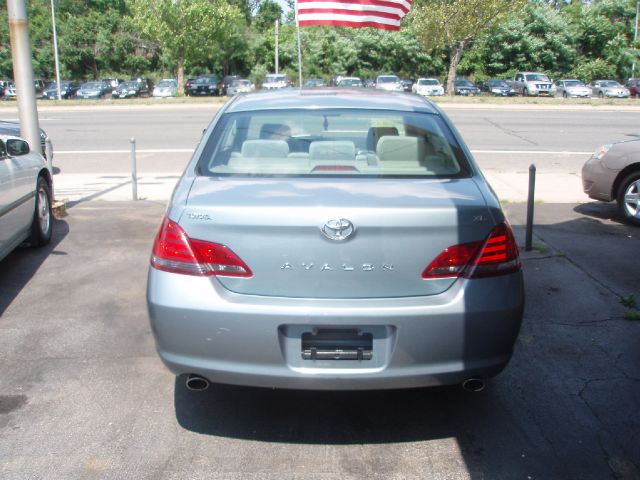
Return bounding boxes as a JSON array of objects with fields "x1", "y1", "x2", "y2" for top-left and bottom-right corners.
[{"x1": 321, "y1": 219, "x2": 355, "y2": 241}]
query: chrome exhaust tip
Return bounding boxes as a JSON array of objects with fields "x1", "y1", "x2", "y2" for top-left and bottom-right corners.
[
  {"x1": 462, "y1": 377, "x2": 485, "y2": 392},
  {"x1": 185, "y1": 374, "x2": 210, "y2": 392}
]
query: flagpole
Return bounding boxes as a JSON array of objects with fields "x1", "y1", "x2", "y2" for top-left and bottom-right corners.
[{"x1": 295, "y1": 0, "x2": 303, "y2": 89}]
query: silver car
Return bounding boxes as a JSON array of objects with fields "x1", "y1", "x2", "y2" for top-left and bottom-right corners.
[
  {"x1": 147, "y1": 89, "x2": 524, "y2": 391},
  {"x1": 0, "y1": 134, "x2": 53, "y2": 262},
  {"x1": 582, "y1": 139, "x2": 640, "y2": 225},
  {"x1": 554, "y1": 79, "x2": 591, "y2": 98},
  {"x1": 589, "y1": 80, "x2": 630, "y2": 99}
]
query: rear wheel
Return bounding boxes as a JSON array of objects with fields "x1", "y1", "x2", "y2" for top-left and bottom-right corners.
[
  {"x1": 523, "y1": 88, "x2": 529, "y2": 97},
  {"x1": 617, "y1": 171, "x2": 640, "y2": 226},
  {"x1": 562, "y1": 92, "x2": 567, "y2": 98},
  {"x1": 29, "y1": 176, "x2": 52, "y2": 246},
  {"x1": 598, "y1": 92, "x2": 604, "y2": 99}
]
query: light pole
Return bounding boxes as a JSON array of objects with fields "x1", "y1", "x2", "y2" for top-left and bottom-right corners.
[{"x1": 50, "y1": 0, "x2": 62, "y2": 100}]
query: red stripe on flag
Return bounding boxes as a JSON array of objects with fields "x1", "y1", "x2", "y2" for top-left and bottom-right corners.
[
  {"x1": 297, "y1": 0, "x2": 409, "y2": 15},
  {"x1": 298, "y1": 19, "x2": 400, "y2": 30},
  {"x1": 298, "y1": 8, "x2": 400, "y2": 20}
]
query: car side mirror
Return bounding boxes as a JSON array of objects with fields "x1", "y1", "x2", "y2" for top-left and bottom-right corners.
[{"x1": 6, "y1": 138, "x2": 30, "y2": 156}]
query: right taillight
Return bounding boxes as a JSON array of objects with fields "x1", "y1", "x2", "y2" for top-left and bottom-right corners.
[
  {"x1": 150, "y1": 217, "x2": 252, "y2": 278},
  {"x1": 422, "y1": 223, "x2": 520, "y2": 280}
]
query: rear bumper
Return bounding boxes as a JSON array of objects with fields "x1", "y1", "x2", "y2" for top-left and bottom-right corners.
[{"x1": 147, "y1": 270, "x2": 524, "y2": 390}]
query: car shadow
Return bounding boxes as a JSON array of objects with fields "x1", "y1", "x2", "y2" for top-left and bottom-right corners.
[
  {"x1": 175, "y1": 377, "x2": 494, "y2": 444},
  {"x1": 0, "y1": 218, "x2": 69, "y2": 315},
  {"x1": 573, "y1": 201, "x2": 628, "y2": 225}
]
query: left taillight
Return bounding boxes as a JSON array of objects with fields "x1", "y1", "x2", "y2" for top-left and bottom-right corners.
[
  {"x1": 422, "y1": 223, "x2": 520, "y2": 280},
  {"x1": 150, "y1": 217, "x2": 252, "y2": 278}
]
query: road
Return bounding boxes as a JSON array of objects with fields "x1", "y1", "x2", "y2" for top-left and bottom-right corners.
[{"x1": 19, "y1": 103, "x2": 640, "y2": 176}]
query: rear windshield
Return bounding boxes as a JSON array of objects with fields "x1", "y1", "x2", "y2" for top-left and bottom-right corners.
[
  {"x1": 197, "y1": 109, "x2": 471, "y2": 178},
  {"x1": 377, "y1": 76, "x2": 399, "y2": 83}
]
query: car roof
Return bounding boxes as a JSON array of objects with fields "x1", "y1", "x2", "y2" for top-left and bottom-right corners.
[{"x1": 224, "y1": 89, "x2": 439, "y2": 114}]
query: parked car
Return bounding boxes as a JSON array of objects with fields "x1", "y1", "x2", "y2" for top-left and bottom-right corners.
[
  {"x1": 625, "y1": 78, "x2": 640, "y2": 98},
  {"x1": 479, "y1": 79, "x2": 517, "y2": 96},
  {"x1": 512, "y1": 72, "x2": 555, "y2": 96},
  {"x1": 41, "y1": 81, "x2": 80, "y2": 100},
  {"x1": 219, "y1": 75, "x2": 239, "y2": 96},
  {"x1": 588, "y1": 80, "x2": 629, "y2": 99},
  {"x1": 375, "y1": 74, "x2": 403, "y2": 92},
  {"x1": 0, "y1": 120, "x2": 50, "y2": 158},
  {"x1": 582, "y1": 139, "x2": 640, "y2": 225},
  {"x1": 454, "y1": 78, "x2": 480, "y2": 96},
  {"x1": 3, "y1": 83, "x2": 17, "y2": 100},
  {"x1": 34, "y1": 79, "x2": 46, "y2": 94},
  {"x1": 101, "y1": 78, "x2": 125, "y2": 89},
  {"x1": 146, "y1": 89, "x2": 524, "y2": 392},
  {"x1": 262, "y1": 74, "x2": 288, "y2": 90},
  {"x1": 226, "y1": 79, "x2": 255, "y2": 96},
  {"x1": 152, "y1": 79, "x2": 179, "y2": 98},
  {"x1": 412, "y1": 78, "x2": 444, "y2": 96},
  {"x1": 0, "y1": 134, "x2": 53, "y2": 263},
  {"x1": 554, "y1": 79, "x2": 591, "y2": 98},
  {"x1": 129, "y1": 77, "x2": 152, "y2": 96},
  {"x1": 76, "y1": 81, "x2": 111, "y2": 99},
  {"x1": 183, "y1": 78, "x2": 196, "y2": 96},
  {"x1": 304, "y1": 78, "x2": 325, "y2": 88},
  {"x1": 111, "y1": 81, "x2": 148, "y2": 99},
  {"x1": 336, "y1": 77, "x2": 364, "y2": 88},
  {"x1": 401, "y1": 79, "x2": 414, "y2": 92},
  {"x1": 186, "y1": 75, "x2": 219, "y2": 96}
]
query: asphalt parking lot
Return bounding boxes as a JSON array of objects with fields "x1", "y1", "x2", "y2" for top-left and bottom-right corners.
[{"x1": 0, "y1": 199, "x2": 638, "y2": 479}]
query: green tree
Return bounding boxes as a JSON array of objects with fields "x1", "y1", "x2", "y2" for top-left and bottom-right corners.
[
  {"x1": 254, "y1": 0, "x2": 283, "y2": 32},
  {"x1": 130, "y1": 0, "x2": 244, "y2": 87},
  {"x1": 411, "y1": 0, "x2": 526, "y2": 94}
]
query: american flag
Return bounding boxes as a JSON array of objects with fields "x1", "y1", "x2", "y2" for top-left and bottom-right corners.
[{"x1": 297, "y1": 0, "x2": 412, "y2": 31}]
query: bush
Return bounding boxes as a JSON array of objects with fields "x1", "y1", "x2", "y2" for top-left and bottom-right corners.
[{"x1": 570, "y1": 58, "x2": 617, "y2": 82}]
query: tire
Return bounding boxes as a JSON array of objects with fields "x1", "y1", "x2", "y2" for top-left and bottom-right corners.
[
  {"x1": 617, "y1": 171, "x2": 640, "y2": 226},
  {"x1": 29, "y1": 176, "x2": 53, "y2": 246},
  {"x1": 523, "y1": 88, "x2": 529, "y2": 97},
  {"x1": 598, "y1": 92, "x2": 604, "y2": 99},
  {"x1": 562, "y1": 92, "x2": 567, "y2": 98}
]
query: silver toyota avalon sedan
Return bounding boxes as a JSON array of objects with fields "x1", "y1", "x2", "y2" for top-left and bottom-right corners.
[{"x1": 147, "y1": 89, "x2": 524, "y2": 391}]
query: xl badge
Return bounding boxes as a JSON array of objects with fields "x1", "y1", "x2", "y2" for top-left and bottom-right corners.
[{"x1": 321, "y1": 218, "x2": 355, "y2": 241}]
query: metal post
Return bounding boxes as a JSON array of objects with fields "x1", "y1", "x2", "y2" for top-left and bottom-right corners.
[
  {"x1": 525, "y1": 164, "x2": 536, "y2": 252},
  {"x1": 295, "y1": 1, "x2": 303, "y2": 88},
  {"x1": 275, "y1": 19, "x2": 279, "y2": 75},
  {"x1": 632, "y1": 0, "x2": 639, "y2": 79},
  {"x1": 130, "y1": 137, "x2": 138, "y2": 201},
  {"x1": 50, "y1": 0, "x2": 62, "y2": 101},
  {"x1": 7, "y1": 0, "x2": 41, "y2": 157}
]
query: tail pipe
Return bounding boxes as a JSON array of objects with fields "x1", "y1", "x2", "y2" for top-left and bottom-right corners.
[
  {"x1": 462, "y1": 377, "x2": 485, "y2": 392},
  {"x1": 186, "y1": 374, "x2": 210, "y2": 392}
]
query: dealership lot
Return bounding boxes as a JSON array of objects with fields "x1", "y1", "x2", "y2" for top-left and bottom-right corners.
[
  {"x1": 1, "y1": 103, "x2": 639, "y2": 479},
  {"x1": 0, "y1": 199, "x2": 638, "y2": 479}
]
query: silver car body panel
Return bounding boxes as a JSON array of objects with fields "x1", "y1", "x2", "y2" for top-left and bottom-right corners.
[{"x1": 148, "y1": 89, "x2": 523, "y2": 390}]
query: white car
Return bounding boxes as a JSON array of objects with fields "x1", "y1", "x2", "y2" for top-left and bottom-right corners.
[
  {"x1": 262, "y1": 74, "x2": 288, "y2": 90},
  {"x1": 152, "y1": 79, "x2": 178, "y2": 98},
  {"x1": 375, "y1": 75, "x2": 404, "y2": 92},
  {"x1": 0, "y1": 134, "x2": 53, "y2": 262},
  {"x1": 412, "y1": 78, "x2": 445, "y2": 96},
  {"x1": 227, "y1": 79, "x2": 255, "y2": 96}
]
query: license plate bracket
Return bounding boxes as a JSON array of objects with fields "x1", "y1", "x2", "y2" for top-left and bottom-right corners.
[{"x1": 301, "y1": 329, "x2": 373, "y2": 361}]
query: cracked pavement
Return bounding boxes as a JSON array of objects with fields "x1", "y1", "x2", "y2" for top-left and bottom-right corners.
[{"x1": 0, "y1": 200, "x2": 638, "y2": 479}]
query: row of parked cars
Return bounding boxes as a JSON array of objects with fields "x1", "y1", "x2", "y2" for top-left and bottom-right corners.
[
  {"x1": 298, "y1": 72, "x2": 640, "y2": 99},
  {"x1": 412, "y1": 72, "x2": 640, "y2": 98}
]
